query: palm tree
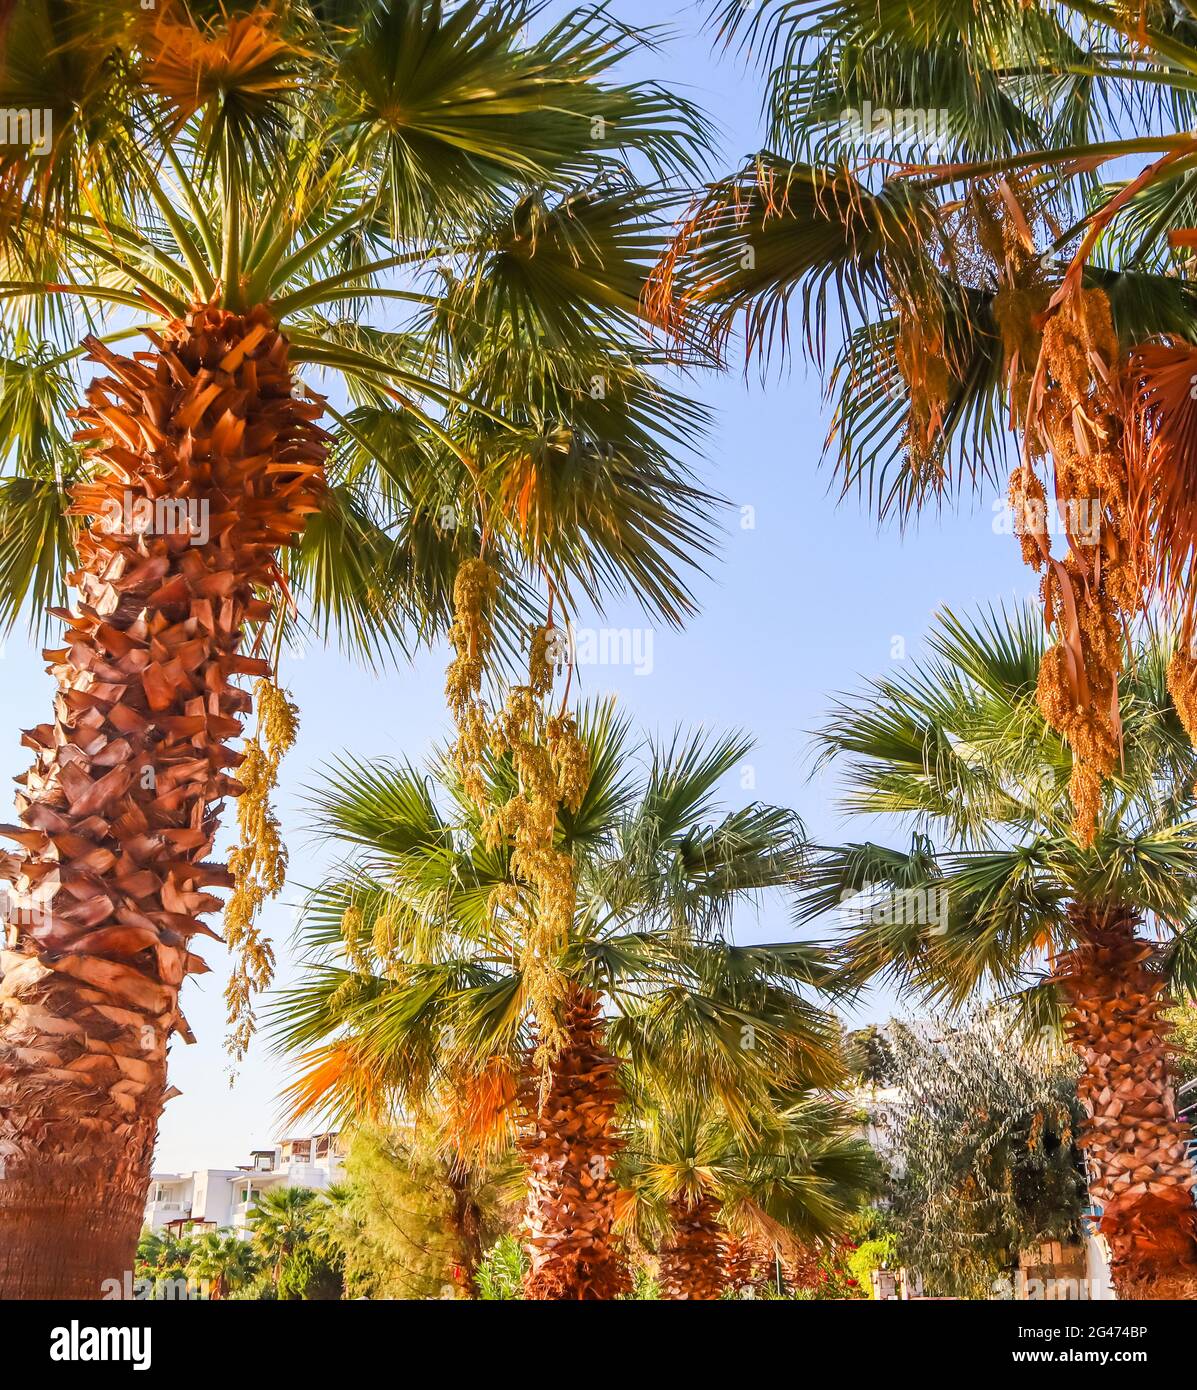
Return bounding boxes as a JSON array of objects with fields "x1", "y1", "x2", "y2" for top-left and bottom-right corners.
[
  {"x1": 796, "y1": 605, "x2": 1197, "y2": 1298},
  {"x1": 660, "y1": 1, "x2": 1197, "y2": 841},
  {"x1": 188, "y1": 1228, "x2": 257, "y2": 1300},
  {"x1": 619, "y1": 1090, "x2": 877, "y2": 1300},
  {"x1": 270, "y1": 700, "x2": 843, "y2": 1299},
  {"x1": 246, "y1": 1184, "x2": 322, "y2": 1291},
  {"x1": 0, "y1": 0, "x2": 718, "y2": 1297}
]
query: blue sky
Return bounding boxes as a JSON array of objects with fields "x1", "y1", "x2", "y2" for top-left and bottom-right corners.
[{"x1": 1, "y1": 1, "x2": 1035, "y2": 1172}]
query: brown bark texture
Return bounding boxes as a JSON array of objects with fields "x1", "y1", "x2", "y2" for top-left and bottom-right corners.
[
  {"x1": 1058, "y1": 906, "x2": 1197, "y2": 1299},
  {"x1": 722, "y1": 1232, "x2": 771, "y2": 1293},
  {"x1": 0, "y1": 304, "x2": 326, "y2": 1298},
  {"x1": 519, "y1": 985, "x2": 629, "y2": 1299},
  {"x1": 658, "y1": 1192, "x2": 724, "y2": 1300}
]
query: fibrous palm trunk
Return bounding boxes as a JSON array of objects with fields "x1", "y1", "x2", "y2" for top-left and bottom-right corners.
[
  {"x1": 518, "y1": 984, "x2": 629, "y2": 1299},
  {"x1": 721, "y1": 1233, "x2": 770, "y2": 1294},
  {"x1": 444, "y1": 1157, "x2": 485, "y2": 1297},
  {"x1": 1058, "y1": 905, "x2": 1197, "y2": 1299},
  {"x1": 0, "y1": 304, "x2": 325, "y2": 1298},
  {"x1": 658, "y1": 1193, "x2": 724, "y2": 1300}
]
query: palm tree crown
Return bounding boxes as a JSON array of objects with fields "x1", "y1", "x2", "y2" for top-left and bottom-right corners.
[
  {"x1": 0, "y1": 0, "x2": 720, "y2": 650},
  {"x1": 619, "y1": 1086, "x2": 877, "y2": 1299},
  {"x1": 658, "y1": 3, "x2": 1197, "y2": 846},
  {"x1": 797, "y1": 604, "x2": 1197, "y2": 1015},
  {"x1": 797, "y1": 604, "x2": 1197, "y2": 1297},
  {"x1": 272, "y1": 699, "x2": 842, "y2": 1131},
  {"x1": 679, "y1": 0, "x2": 1197, "y2": 519}
]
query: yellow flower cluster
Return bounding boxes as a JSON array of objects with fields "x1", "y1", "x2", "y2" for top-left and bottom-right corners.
[
  {"x1": 443, "y1": 559, "x2": 591, "y2": 1093},
  {"x1": 484, "y1": 656, "x2": 590, "y2": 1087},
  {"x1": 445, "y1": 558, "x2": 499, "y2": 806},
  {"x1": 224, "y1": 677, "x2": 298, "y2": 1060}
]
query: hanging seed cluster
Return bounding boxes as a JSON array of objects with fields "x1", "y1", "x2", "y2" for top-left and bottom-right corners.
[
  {"x1": 891, "y1": 255, "x2": 954, "y2": 485},
  {"x1": 1167, "y1": 646, "x2": 1197, "y2": 743},
  {"x1": 943, "y1": 187, "x2": 1145, "y2": 842},
  {"x1": 1056, "y1": 908, "x2": 1197, "y2": 1295},
  {"x1": 223, "y1": 676, "x2": 298, "y2": 1061},
  {"x1": 1029, "y1": 288, "x2": 1135, "y2": 842},
  {"x1": 484, "y1": 668, "x2": 589, "y2": 1077},
  {"x1": 967, "y1": 182, "x2": 1135, "y2": 843},
  {"x1": 445, "y1": 558, "x2": 499, "y2": 807},
  {"x1": 0, "y1": 305, "x2": 326, "y2": 1292},
  {"x1": 972, "y1": 183, "x2": 1051, "y2": 426},
  {"x1": 444, "y1": 558, "x2": 589, "y2": 1077}
]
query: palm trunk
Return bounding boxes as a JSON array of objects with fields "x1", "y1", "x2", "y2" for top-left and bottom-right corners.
[
  {"x1": 1058, "y1": 905, "x2": 1197, "y2": 1299},
  {"x1": 658, "y1": 1193, "x2": 724, "y2": 1300},
  {"x1": 721, "y1": 1233, "x2": 769, "y2": 1294},
  {"x1": 443, "y1": 1157, "x2": 485, "y2": 1296},
  {"x1": 0, "y1": 304, "x2": 326, "y2": 1298},
  {"x1": 518, "y1": 984, "x2": 629, "y2": 1299}
]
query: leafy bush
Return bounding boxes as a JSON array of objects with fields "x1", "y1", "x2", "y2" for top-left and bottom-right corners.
[
  {"x1": 475, "y1": 1236, "x2": 527, "y2": 1300},
  {"x1": 881, "y1": 1016, "x2": 1087, "y2": 1298}
]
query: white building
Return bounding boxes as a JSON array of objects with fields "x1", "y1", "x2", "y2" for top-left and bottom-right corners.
[{"x1": 145, "y1": 1132, "x2": 346, "y2": 1237}]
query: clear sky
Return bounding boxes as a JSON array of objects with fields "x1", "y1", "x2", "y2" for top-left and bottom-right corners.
[{"x1": 0, "y1": 1, "x2": 1035, "y2": 1173}]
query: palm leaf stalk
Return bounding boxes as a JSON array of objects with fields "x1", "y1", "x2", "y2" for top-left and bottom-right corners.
[
  {"x1": 797, "y1": 604, "x2": 1197, "y2": 1297},
  {"x1": 270, "y1": 700, "x2": 841, "y2": 1298},
  {"x1": 663, "y1": 0, "x2": 1197, "y2": 842},
  {"x1": 0, "y1": 0, "x2": 716, "y2": 1298}
]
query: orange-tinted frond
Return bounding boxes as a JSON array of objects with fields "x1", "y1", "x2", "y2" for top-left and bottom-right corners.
[
  {"x1": 445, "y1": 1058, "x2": 517, "y2": 1165},
  {"x1": 144, "y1": 7, "x2": 298, "y2": 129},
  {"x1": 278, "y1": 1041, "x2": 386, "y2": 1129}
]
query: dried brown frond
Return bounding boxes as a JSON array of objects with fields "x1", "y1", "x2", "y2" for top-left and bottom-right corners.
[
  {"x1": 1023, "y1": 288, "x2": 1131, "y2": 844},
  {"x1": 1125, "y1": 339, "x2": 1197, "y2": 642}
]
